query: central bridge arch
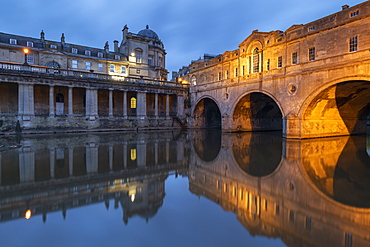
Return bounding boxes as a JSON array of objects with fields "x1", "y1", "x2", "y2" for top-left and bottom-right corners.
[
  {"x1": 192, "y1": 97, "x2": 221, "y2": 129},
  {"x1": 232, "y1": 92, "x2": 283, "y2": 132}
]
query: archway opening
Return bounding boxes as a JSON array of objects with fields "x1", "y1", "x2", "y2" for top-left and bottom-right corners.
[
  {"x1": 233, "y1": 92, "x2": 282, "y2": 132},
  {"x1": 303, "y1": 80, "x2": 370, "y2": 138},
  {"x1": 193, "y1": 98, "x2": 221, "y2": 129}
]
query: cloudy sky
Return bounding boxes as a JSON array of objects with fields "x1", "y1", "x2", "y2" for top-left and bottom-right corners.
[{"x1": 0, "y1": 0, "x2": 364, "y2": 77}]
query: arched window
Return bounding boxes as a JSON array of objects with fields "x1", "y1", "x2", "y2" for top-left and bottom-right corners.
[
  {"x1": 253, "y1": 48, "x2": 260, "y2": 73},
  {"x1": 191, "y1": 75, "x2": 197, "y2": 85},
  {"x1": 130, "y1": 97, "x2": 137, "y2": 109},
  {"x1": 56, "y1": 93, "x2": 64, "y2": 103},
  {"x1": 46, "y1": 61, "x2": 60, "y2": 68}
]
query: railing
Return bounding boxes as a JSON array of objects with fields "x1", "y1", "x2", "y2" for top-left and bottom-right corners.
[{"x1": 0, "y1": 61, "x2": 185, "y2": 89}]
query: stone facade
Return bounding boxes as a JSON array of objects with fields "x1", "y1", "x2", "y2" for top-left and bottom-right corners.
[{"x1": 181, "y1": 1, "x2": 370, "y2": 138}]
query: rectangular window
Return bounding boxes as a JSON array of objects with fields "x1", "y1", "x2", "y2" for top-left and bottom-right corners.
[
  {"x1": 350, "y1": 10, "x2": 359, "y2": 17},
  {"x1": 242, "y1": 65, "x2": 245, "y2": 76},
  {"x1": 234, "y1": 67, "x2": 238, "y2": 77},
  {"x1": 27, "y1": 41, "x2": 33, "y2": 47},
  {"x1": 135, "y1": 53, "x2": 142, "y2": 63},
  {"x1": 309, "y1": 47, "x2": 316, "y2": 61},
  {"x1": 50, "y1": 44, "x2": 57, "y2": 49},
  {"x1": 292, "y1": 52, "x2": 298, "y2": 64},
  {"x1": 27, "y1": 54, "x2": 34, "y2": 64},
  {"x1": 121, "y1": 66, "x2": 126, "y2": 74},
  {"x1": 72, "y1": 60, "x2": 78, "y2": 69},
  {"x1": 72, "y1": 48, "x2": 78, "y2": 54},
  {"x1": 97, "y1": 52, "x2": 103, "y2": 58},
  {"x1": 9, "y1": 38, "x2": 17, "y2": 45},
  {"x1": 349, "y1": 36, "x2": 358, "y2": 52},
  {"x1": 85, "y1": 62, "x2": 91, "y2": 70},
  {"x1": 289, "y1": 210, "x2": 295, "y2": 222},
  {"x1": 109, "y1": 64, "x2": 115, "y2": 72},
  {"x1": 275, "y1": 204, "x2": 280, "y2": 215},
  {"x1": 148, "y1": 57, "x2": 153, "y2": 66},
  {"x1": 225, "y1": 70, "x2": 229, "y2": 79},
  {"x1": 98, "y1": 63, "x2": 103, "y2": 72},
  {"x1": 218, "y1": 72, "x2": 222, "y2": 81},
  {"x1": 305, "y1": 217, "x2": 312, "y2": 230},
  {"x1": 277, "y1": 56, "x2": 283, "y2": 68},
  {"x1": 267, "y1": 59, "x2": 270, "y2": 71},
  {"x1": 308, "y1": 26, "x2": 315, "y2": 32},
  {"x1": 345, "y1": 233, "x2": 352, "y2": 247},
  {"x1": 85, "y1": 50, "x2": 91, "y2": 56},
  {"x1": 115, "y1": 55, "x2": 120, "y2": 60}
]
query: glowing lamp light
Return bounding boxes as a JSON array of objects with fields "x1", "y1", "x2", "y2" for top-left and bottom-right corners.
[
  {"x1": 24, "y1": 209, "x2": 32, "y2": 220},
  {"x1": 130, "y1": 193, "x2": 136, "y2": 202},
  {"x1": 23, "y1": 48, "x2": 29, "y2": 54}
]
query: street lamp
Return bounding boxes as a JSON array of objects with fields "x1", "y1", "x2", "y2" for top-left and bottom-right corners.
[{"x1": 23, "y1": 48, "x2": 29, "y2": 65}]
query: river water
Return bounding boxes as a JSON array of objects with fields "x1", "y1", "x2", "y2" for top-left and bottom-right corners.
[{"x1": 0, "y1": 130, "x2": 368, "y2": 247}]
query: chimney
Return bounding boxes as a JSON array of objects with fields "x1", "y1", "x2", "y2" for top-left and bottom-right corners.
[
  {"x1": 113, "y1": 40, "x2": 119, "y2": 52},
  {"x1": 342, "y1": 5, "x2": 349, "y2": 10},
  {"x1": 104, "y1": 41, "x2": 109, "y2": 53},
  {"x1": 40, "y1": 30, "x2": 45, "y2": 42}
]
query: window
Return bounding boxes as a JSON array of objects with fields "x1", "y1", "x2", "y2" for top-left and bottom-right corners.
[
  {"x1": 72, "y1": 60, "x2": 78, "y2": 69},
  {"x1": 277, "y1": 56, "x2": 283, "y2": 68},
  {"x1": 350, "y1": 10, "x2": 359, "y2": 17},
  {"x1": 242, "y1": 65, "x2": 245, "y2": 76},
  {"x1": 253, "y1": 48, "x2": 260, "y2": 73},
  {"x1": 218, "y1": 72, "x2": 222, "y2": 81},
  {"x1": 46, "y1": 61, "x2": 60, "y2": 68},
  {"x1": 85, "y1": 62, "x2": 91, "y2": 70},
  {"x1": 50, "y1": 44, "x2": 57, "y2": 49},
  {"x1": 72, "y1": 48, "x2": 78, "y2": 54},
  {"x1": 308, "y1": 26, "x2": 315, "y2": 31},
  {"x1": 305, "y1": 217, "x2": 312, "y2": 230},
  {"x1": 289, "y1": 210, "x2": 295, "y2": 222},
  {"x1": 130, "y1": 149, "x2": 137, "y2": 161},
  {"x1": 225, "y1": 70, "x2": 229, "y2": 79},
  {"x1": 109, "y1": 64, "x2": 115, "y2": 72},
  {"x1": 115, "y1": 55, "x2": 120, "y2": 60},
  {"x1": 98, "y1": 63, "x2": 103, "y2": 72},
  {"x1": 27, "y1": 41, "x2": 33, "y2": 47},
  {"x1": 309, "y1": 47, "x2": 315, "y2": 61},
  {"x1": 97, "y1": 52, "x2": 103, "y2": 58},
  {"x1": 85, "y1": 50, "x2": 91, "y2": 56},
  {"x1": 148, "y1": 57, "x2": 153, "y2": 66},
  {"x1": 267, "y1": 59, "x2": 270, "y2": 71},
  {"x1": 135, "y1": 52, "x2": 142, "y2": 63},
  {"x1": 130, "y1": 97, "x2": 137, "y2": 109},
  {"x1": 191, "y1": 75, "x2": 197, "y2": 85},
  {"x1": 121, "y1": 66, "x2": 126, "y2": 74},
  {"x1": 234, "y1": 67, "x2": 238, "y2": 77},
  {"x1": 349, "y1": 36, "x2": 358, "y2": 52},
  {"x1": 275, "y1": 204, "x2": 280, "y2": 215},
  {"x1": 27, "y1": 54, "x2": 34, "y2": 64},
  {"x1": 345, "y1": 233, "x2": 352, "y2": 247},
  {"x1": 292, "y1": 52, "x2": 298, "y2": 64},
  {"x1": 9, "y1": 39, "x2": 17, "y2": 45}
]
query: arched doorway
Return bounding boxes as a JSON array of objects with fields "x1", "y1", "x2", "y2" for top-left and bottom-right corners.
[
  {"x1": 232, "y1": 92, "x2": 282, "y2": 132},
  {"x1": 193, "y1": 98, "x2": 221, "y2": 129}
]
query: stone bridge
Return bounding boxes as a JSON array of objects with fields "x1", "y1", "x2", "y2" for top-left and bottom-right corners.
[{"x1": 185, "y1": 1, "x2": 370, "y2": 139}]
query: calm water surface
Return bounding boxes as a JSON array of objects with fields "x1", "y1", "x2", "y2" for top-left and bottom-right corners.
[{"x1": 0, "y1": 130, "x2": 369, "y2": 247}]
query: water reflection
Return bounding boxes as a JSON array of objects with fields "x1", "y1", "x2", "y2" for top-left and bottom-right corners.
[{"x1": 0, "y1": 131, "x2": 369, "y2": 247}]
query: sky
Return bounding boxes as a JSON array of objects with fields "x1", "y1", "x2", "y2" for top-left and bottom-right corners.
[{"x1": 0, "y1": 0, "x2": 365, "y2": 77}]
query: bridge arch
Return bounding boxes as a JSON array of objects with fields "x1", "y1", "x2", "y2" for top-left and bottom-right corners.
[
  {"x1": 297, "y1": 77, "x2": 370, "y2": 138},
  {"x1": 231, "y1": 91, "x2": 284, "y2": 132},
  {"x1": 192, "y1": 96, "x2": 221, "y2": 129}
]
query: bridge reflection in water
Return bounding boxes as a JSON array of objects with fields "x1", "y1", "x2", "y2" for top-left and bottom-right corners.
[{"x1": 0, "y1": 130, "x2": 369, "y2": 246}]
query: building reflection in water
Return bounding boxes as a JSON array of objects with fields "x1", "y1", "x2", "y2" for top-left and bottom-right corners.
[
  {"x1": 0, "y1": 130, "x2": 369, "y2": 246},
  {"x1": 189, "y1": 131, "x2": 370, "y2": 247},
  {"x1": 0, "y1": 131, "x2": 188, "y2": 224}
]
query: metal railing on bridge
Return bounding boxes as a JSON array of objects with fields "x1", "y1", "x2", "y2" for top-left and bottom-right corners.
[{"x1": 0, "y1": 61, "x2": 185, "y2": 89}]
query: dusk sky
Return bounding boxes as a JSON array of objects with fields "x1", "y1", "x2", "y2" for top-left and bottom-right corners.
[{"x1": 0, "y1": 0, "x2": 364, "y2": 77}]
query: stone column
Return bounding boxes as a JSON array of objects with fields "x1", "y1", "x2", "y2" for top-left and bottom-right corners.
[
  {"x1": 86, "y1": 88, "x2": 98, "y2": 120},
  {"x1": 68, "y1": 87, "x2": 73, "y2": 117},
  {"x1": 123, "y1": 91, "x2": 127, "y2": 118},
  {"x1": 166, "y1": 140, "x2": 170, "y2": 163},
  {"x1": 154, "y1": 93, "x2": 159, "y2": 118},
  {"x1": 69, "y1": 148, "x2": 73, "y2": 176},
  {"x1": 154, "y1": 141, "x2": 158, "y2": 165},
  {"x1": 123, "y1": 143, "x2": 128, "y2": 169},
  {"x1": 50, "y1": 148, "x2": 55, "y2": 179},
  {"x1": 49, "y1": 85, "x2": 55, "y2": 117},
  {"x1": 177, "y1": 95, "x2": 184, "y2": 118},
  {"x1": 166, "y1": 94, "x2": 170, "y2": 118},
  {"x1": 137, "y1": 92, "x2": 147, "y2": 118},
  {"x1": 86, "y1": 142, "x2": 98, "y2": 173},
  {"x1": 137, "y1": 141, "x2": 146, "y2": 167},
  {"x1": 109, "y1": 89, "x2": 113, "y2": 118},
  {"x1": 109, "y1": 145, "x2": 113, "y2": 171},
  {"x1": 19, "y1": 147, "x2": 35, "y2": 183},
  {"x1": 18, "y1": 83, "x2": 35, "y2": 121}
]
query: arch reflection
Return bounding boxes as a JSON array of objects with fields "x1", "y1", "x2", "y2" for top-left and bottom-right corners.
[
  {"x1": 192, "y1": 129, "x2": 221, "y2": 162},
  {"x1": 232, "y1": 132, "x2": 282, "y2": 177}
]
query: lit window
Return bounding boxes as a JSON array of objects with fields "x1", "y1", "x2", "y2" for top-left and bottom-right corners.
[
  {"x1": 130, "y1": 97, "x2": 137, "y2": 109},
  {"x1": 349, "y1": 36, "x2": 358, "y2": 52},
  {"x1": 98, "y1": 63, "x2": 103, "y2": 72},
  {"x1": 277, "y1": 56, "x2": 283, "y2": 68},
  {"x1": 27, "y1": 41, "x2": 33, "y2": 47},
  {"x1": 109, "y1": 64, "x2": 115, "y2": 72},
  {"x1": 292, "y1": 52, "x2": 298, "y2": 64},
  {"x1": 191, "y1": 75, "x2": 197, "y2": 85},
  {"x1": 85, "y1": 50, "x2": 91, "y2": 56},
  {"x1": 135, "y1": 53, "x2": 142, "y2": 63},
  {"x1": 350, "y1": 10, "x2": 359, "y2": 17},
  {"x1": 86, "y1": 62, "x2": 91, "y2": 70},
  {"x1": 309, "y1": 47, "x2": 315, "y2": 61},
  {"x1": 72, "y1": 60, "x2": 78, "y2": 69},
  {"x1": 266, "y1": 59, "x2": 270, "y2": 71},
  {"x1": 9, "y1": 39, "x2": 17, "y2": 45},
  {"x1": 130, "y1": 149, "x2": 136, "y2": 161},
  {"x1": 234, "y1": 67, "x2": 238, "y2": 77},
  {"x1": 242, "y1": 65, "x2": 245, "y2": 76},
  {"x1": 97, "y1": 52, "x2": 103, "y2": 58},
  {"x1": 72, "y1": 48, "x2": 78, "y2": 54},
  {"x1": 121, "y1": 66, "x2": 126, "y2": 74}
]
